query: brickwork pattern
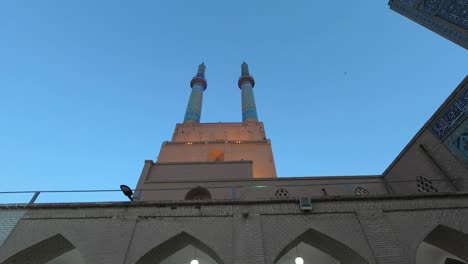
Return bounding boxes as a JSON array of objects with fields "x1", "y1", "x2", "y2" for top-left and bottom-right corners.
[
  {"x1": 232, "y1": 209, "x2": 265, "y2": 264},
  {"x1": 125, "y1": 216, "x2": 233, "y2": 264},
  {"x1": 262, "y1": 213, "x2": 374, "y2": 264},
  {"x1": 0, "y1": 195, "x2": 467, "y2": 264},
  {"x1": 0, "y1": 210, "x2": 26, "y2": 247},
  {"x1": 135, "y1": 231, "x2": 224, "y2": 264},
  {"x1": 2, "y1": 234, "x2": 74, "y2": 264},
  {"x1": 384, "y1": 77, "x2": 468, "y2": 193},
  {"x1": 386, "y1": 208, "x2": 468, "y2": 263},
  {"x1": 357, "y1": 211, "x2": 410, "y2": 263}
]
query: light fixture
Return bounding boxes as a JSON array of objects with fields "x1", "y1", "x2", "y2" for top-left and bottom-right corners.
[
  {"x1": 191, "y1": 247, "x2": 199, "y2": 264},
  {"x1": 299, "y1": 197, "x2": 312, "y2": 211},
  {"x1": 120, "y1": 185, "x2": 134, "y2": 201},
  {"x1": 295, "y1": 257, "x2": 304, "y2": 264},
  {"x1": 295, "y1": 245, "x2": 304, "y2": 264}
]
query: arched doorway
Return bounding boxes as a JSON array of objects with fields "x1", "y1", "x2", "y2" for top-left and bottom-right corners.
[
  {"x1": 416, "y1": 225, "x2": 468, "y2": 264},
  {"x1": 2, "y1": 234, "x2": 86, "y2": 264},
  {"x1": 274, "y1": 229, "x2": 369, "y2": 264},
  {"x1": 136, "y1": 232, "x2": 223, "y2": 264}
]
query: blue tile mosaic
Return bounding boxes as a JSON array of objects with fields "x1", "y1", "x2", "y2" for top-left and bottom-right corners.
[{"x1": 432, "y1": 88, "x2": 468, "y2": 140}]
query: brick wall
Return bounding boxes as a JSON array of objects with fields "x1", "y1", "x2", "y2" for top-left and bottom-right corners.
[
  {"x1": 0, "y1": 194, "x2": 467, "y2": 264},
  {"x1": 0, "y1": 210, "x2": 26, "y2": 247}
]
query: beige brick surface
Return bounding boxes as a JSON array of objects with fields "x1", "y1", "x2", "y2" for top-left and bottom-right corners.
[{"x1": 1, "y1": 195, "x2": 467, "y2": 264}]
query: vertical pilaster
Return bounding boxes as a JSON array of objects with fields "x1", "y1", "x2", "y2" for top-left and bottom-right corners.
[
  {"x1": 184, "y1": 63, "x2": 207, "y2": 123},
  {"x1": 0, "y1": 209, "x2": 26, "y2": 248},
  {"x1": 238, "y1": 62, "x2": 258, "y2": 122},
  {"x1": 357, "y1": 210, "x2": 410, "y2": 263},
  {"x1": 232, "y1": 207, "x2": 265, "y2": 264}
]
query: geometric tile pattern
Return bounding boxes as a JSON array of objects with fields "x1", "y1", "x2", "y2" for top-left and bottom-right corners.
[
  {"x1": 436, "y1": 0, "x2": 468, "y2": 30},
  {"x1": 241, "y1": 83, "x2": 258, "y2": 122},
  {"x1": 406, "y1": 0, "x2": 468, "y2": 30},
  {"x1": 389, "y1": 0, "x2": 468, "y2": 48},
  {"x1": 184, "y1": 84, "x2": 204, "y2": 123},
  {"x1": 274, "y1": 188, "x2": 289, "y2": 198},
  {"x1": 432, "y1": 88, "x2": 468, "y2": 141},
  {"x1": 445, "y1": 118, "x2": 468, "y2": 165},
  {"x1": 416, "y1": 176, "x2": 439, "y2": 192}
]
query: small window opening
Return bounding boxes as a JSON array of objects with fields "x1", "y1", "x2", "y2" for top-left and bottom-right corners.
[
  {"x1": 321, "y1": 188, "x2": 327, "y2": 196},
  {"x1": 275, "y1": 188, "x2": 289, "y2": 198},
  {"x1": 354, "y1": 186, "x2": 370, "y2": 196},
  {"x1": 416, "y1": 176, "x2": 438, "y2": 193}
]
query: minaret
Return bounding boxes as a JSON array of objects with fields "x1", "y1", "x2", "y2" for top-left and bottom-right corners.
[
  {"x1": 238, "y1": 62, "x2": 258, "y2": 122},
  {"x1": 184, "y1": 63, "x2": 207, "y2": 123}
]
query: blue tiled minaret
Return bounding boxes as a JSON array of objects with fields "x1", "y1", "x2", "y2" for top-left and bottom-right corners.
[
  {"x1": 238, "y1": 62, "x2": 258, "y2": 122},
  {"x1": 184, "y1": 63, "x2": 207, "y2": 123}
]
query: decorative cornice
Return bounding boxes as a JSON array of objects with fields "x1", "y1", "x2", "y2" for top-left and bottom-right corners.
[
  {"x1": 190, "y1": 76, "x2": 207, "y2": 90},
  {"x1": 238, "y1": 76, "x2": 255, "y2": 89}
]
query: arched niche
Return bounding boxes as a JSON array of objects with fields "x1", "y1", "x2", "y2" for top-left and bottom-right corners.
[
  {"x1": 185, "y1": 186, "x2": 212, "y2": 200},
  {"x1": 445, "y1": 258, "x2": 466, "y2": 264},
  {"x1": 416, "y1": 225, "x2": 468, "y2": 264},
  {"x1": 208, "y1": 150, "x2": 224, "y2": 161},
  {"x1": 135, "y1": 231, "x2": 223, "y2": 264},
  {"x1": 274, "y1": 229, "x2": 370, "y2": 264},
  {"x1": 2, "y1": 234, "x2": 85, "y2": 264}
]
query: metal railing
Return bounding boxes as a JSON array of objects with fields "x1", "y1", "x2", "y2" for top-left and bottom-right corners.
[{"x1": 0, "y1": 178, "x2": 464, "y2": 205}]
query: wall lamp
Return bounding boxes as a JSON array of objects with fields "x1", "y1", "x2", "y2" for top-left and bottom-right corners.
[{"x1": 120, "y1": 185, "x2": 134, "y2": 201}]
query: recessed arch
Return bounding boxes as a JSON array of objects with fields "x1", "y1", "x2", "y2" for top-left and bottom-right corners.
[
  {"x1": 185, "y1": 186, "x2": 212, "y2": 200},
  {"x1": 2, "y1": 234, "x2": 85, "y2": 264},
  {"x1": 208, "y1": 149, "x2": 224, "y2": 161},
  {"x1": 445, "y1": 258, "x2": 466, "y2": 264},
  {"x1": 354, "y1": 186, "x2": 370, "y2": 196},
  {"x1": 416, "y1": 225, "x2": 468, "y2": 264},
  {"x1": 274, "y1": 228, "x2": 370, "y2": 264},
  {"x1": 135, "y1": 231, "x2": 223, "y2": 264}
]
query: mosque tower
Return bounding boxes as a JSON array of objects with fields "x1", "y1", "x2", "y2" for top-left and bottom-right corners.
[
  {"x1": 134, "y1": 62, "x2": 277, "y2": 201},
  {"x1": 184, "y1": 63, "x2": 207, "y2": 123},
  {"x1": 239, "y1": 62, "x2": 258, "y2": 122}
]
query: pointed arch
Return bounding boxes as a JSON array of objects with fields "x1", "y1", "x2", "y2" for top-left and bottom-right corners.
[
  {"x1": 136, "y1": 231, "x2": 223, "y2": 264},
  {"x1": 445, "y1": 258, "x2": 466, "y2": 264},
  {"x1": 274, "y1": 228, "x2": 370, "y2": 264},
  {"x1": 417, "y1": 225, "x2": 468, "y2": 263},
  {"x1": 2, "y1": 234, "x2": 85, "y2": 264}
]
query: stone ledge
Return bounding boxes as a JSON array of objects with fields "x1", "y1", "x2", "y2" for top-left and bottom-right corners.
[{"x1": 1, "y1": 192, "x2": 467, "y2": 210}]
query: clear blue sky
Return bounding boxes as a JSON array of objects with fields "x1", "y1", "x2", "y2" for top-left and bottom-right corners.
[{"x1": 0, "y1": 1, "x2": 467, "y2": 202}]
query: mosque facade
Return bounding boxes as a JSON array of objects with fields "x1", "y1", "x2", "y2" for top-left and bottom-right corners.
[
  {"x1": 388, "y1": 0, "x2": 468, "y2": 49},
  {"x1": 0, "y1": 62, "x2": 467, "y2": 264}
]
